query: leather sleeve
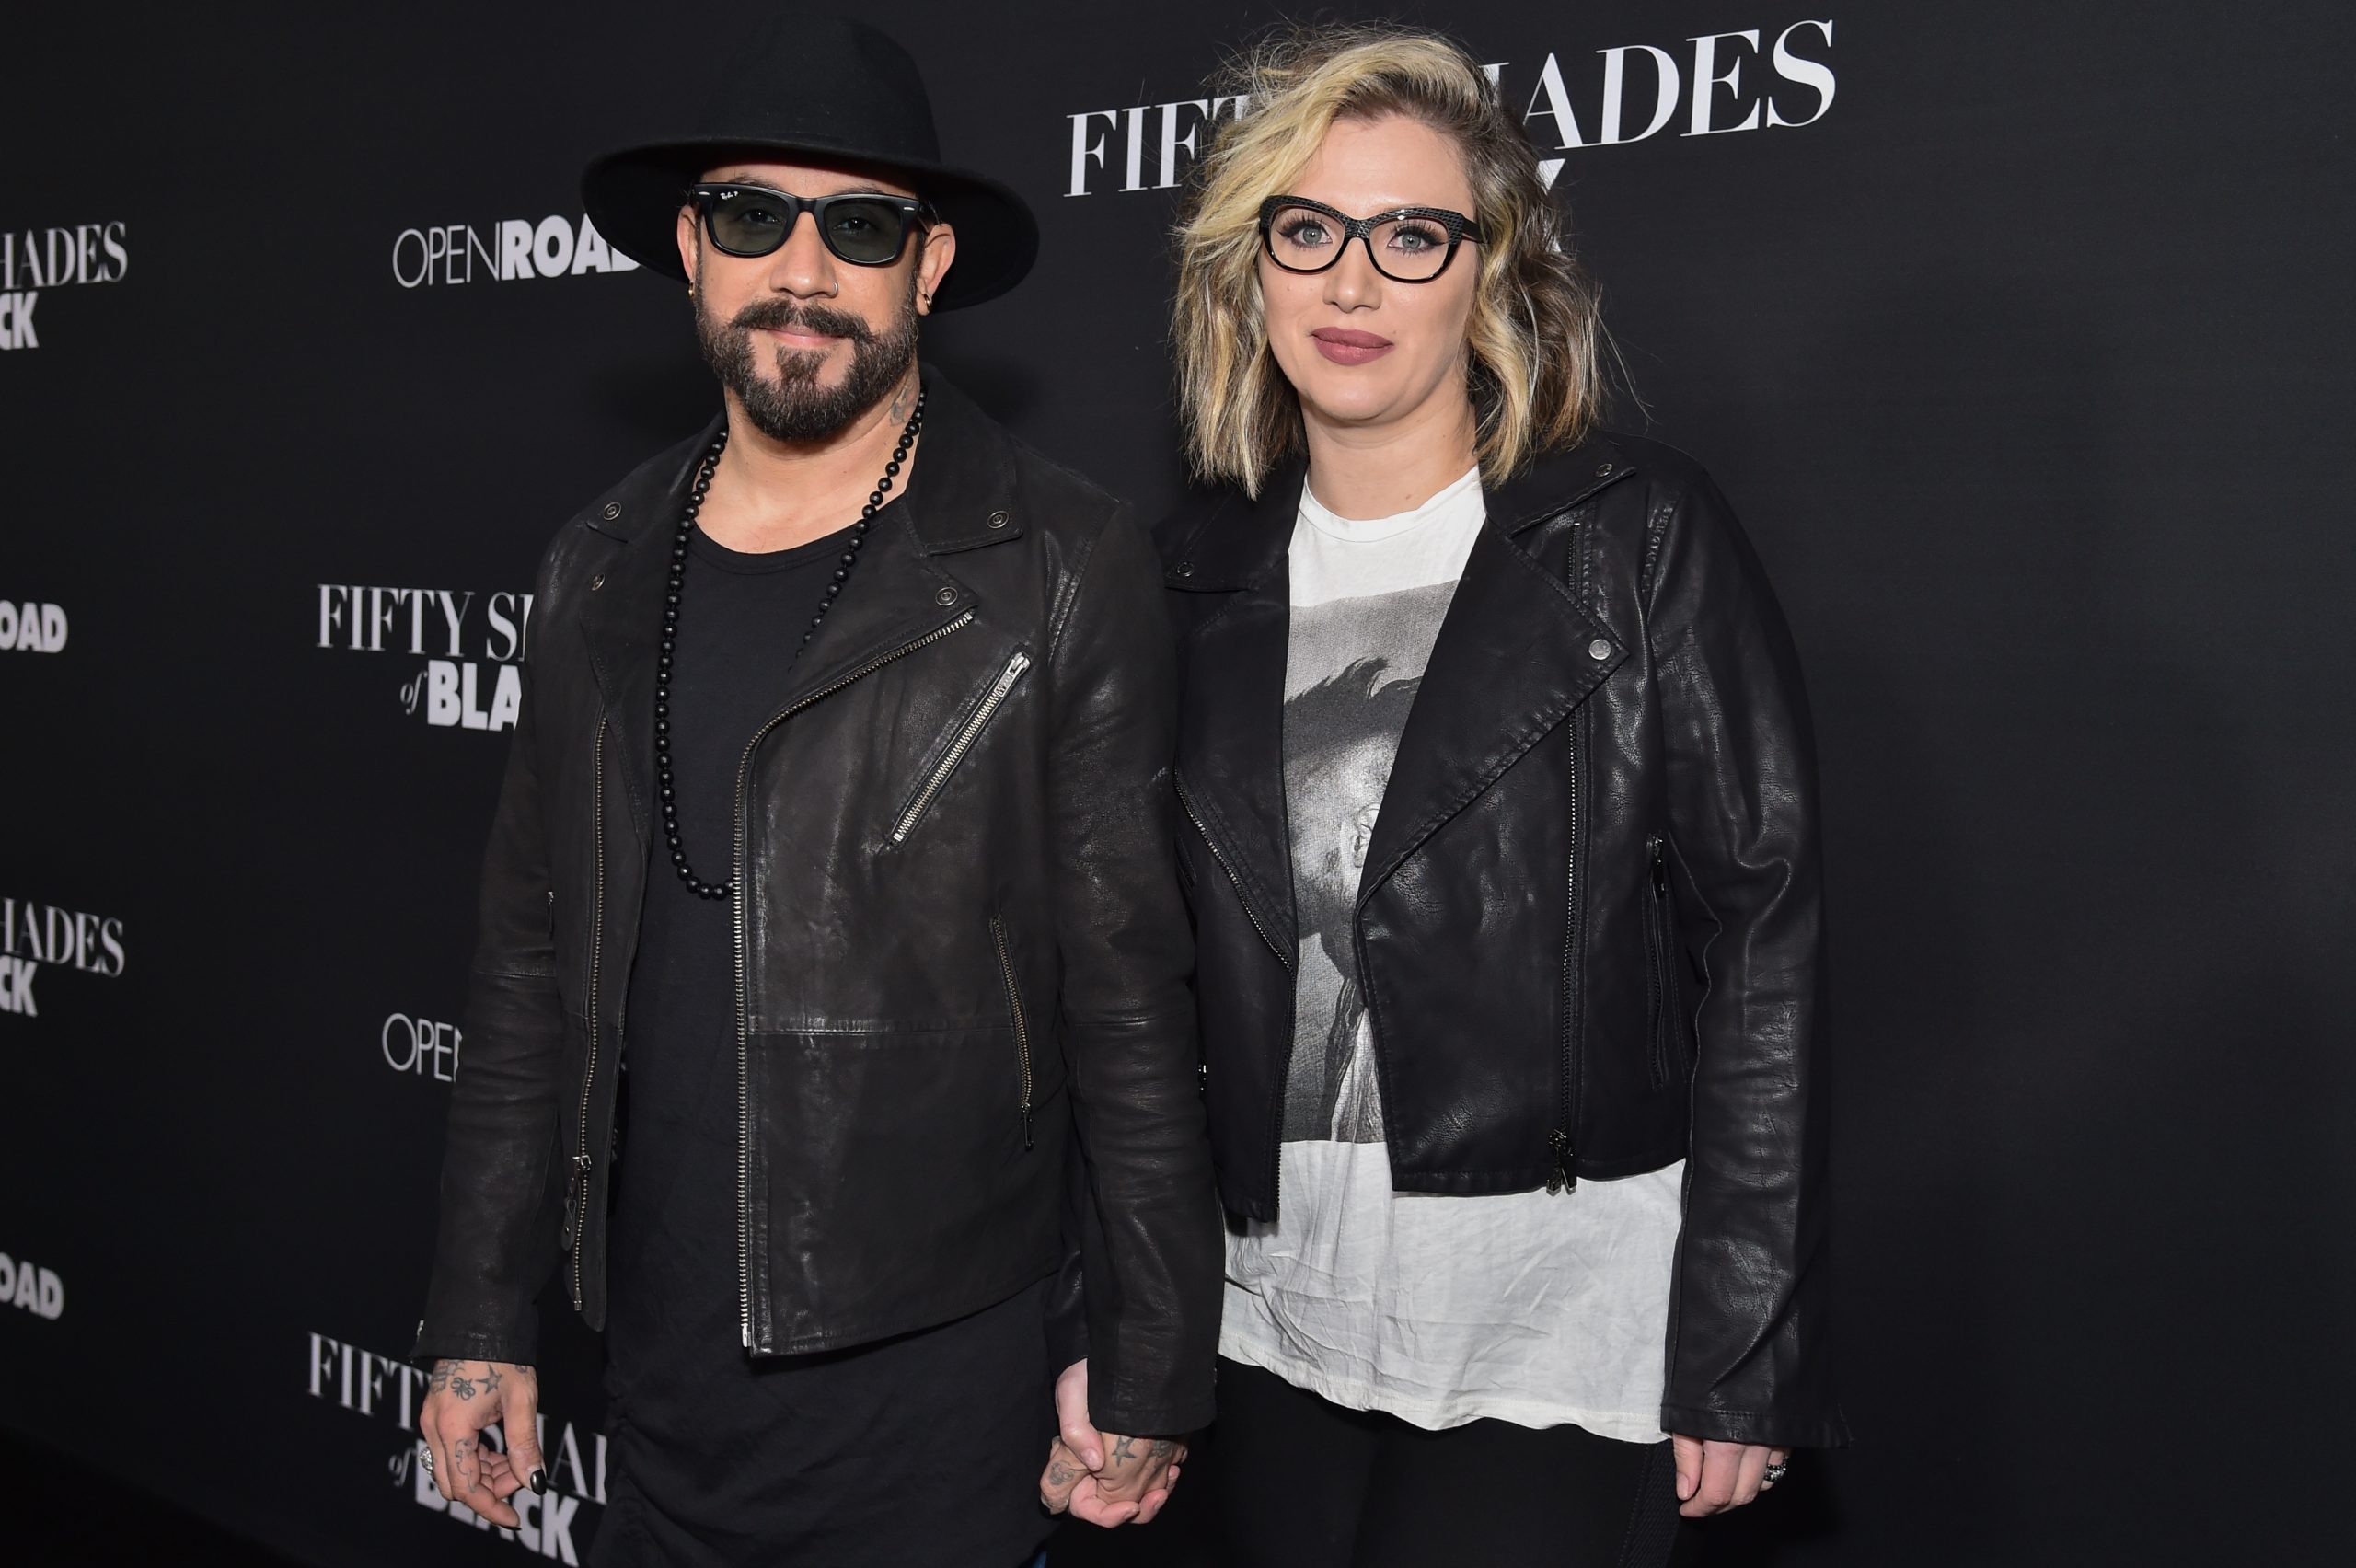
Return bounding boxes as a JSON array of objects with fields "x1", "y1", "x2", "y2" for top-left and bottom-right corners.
[
  {"x1": 1044, "y1": 1133, "x2": 1093, "y2": 1378},
  {"x1": 411, "y1": 551, "x2": 570, "y2": 1370},
  {"x1": 1045, "y1": 507, "x2": 1220, "y2": 1437},
  {"x1": 1646, "y1": 471, "x2": 1850, "y2": 1447}
]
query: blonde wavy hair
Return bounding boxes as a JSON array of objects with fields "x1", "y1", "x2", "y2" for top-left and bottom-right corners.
[{"x1": 1172, "y1": 23, "x2": 1607, "y2": 494}]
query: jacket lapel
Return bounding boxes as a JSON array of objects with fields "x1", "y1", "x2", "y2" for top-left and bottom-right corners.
[
  {"x1": 576, "y1": 372, "x2": 1016, "y2": 836},
  {"x1": 1356, "y1": 469, "x2": 1630, "y2": 902},
  {"x1": 577, "y1": 421, "x2": 716, "y2": 837},
  {"x1": 1172, "y1": 470, "x2": 1300, "y2": 958},
  {"x1": 762, "y1": 368, "x2": 1010, "y2": 714}
]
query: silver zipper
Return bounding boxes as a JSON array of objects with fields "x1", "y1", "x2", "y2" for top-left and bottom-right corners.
[
  {"x1": 989, "y1": 916, "x2": 1035, "y2": 1149},
  {"x1": 734, "y1": 609, "x2": 976, "y2": 1348},
  {"x1": 1551, "y1": 535, "x2": 1585, "y2": 1195},
  {"x1": 889, "y1": 651, "x2": 1031, "y2": 844},
  {"x1": 572, "y1": 715, "x2": 608, "y2": 1308},
  {"x1": 1173, "y1": 777, "x2": 1291, "y2": 972},
  {"x1": 1549, "y1": 711, "x2": 1578, "y2": 1195}
]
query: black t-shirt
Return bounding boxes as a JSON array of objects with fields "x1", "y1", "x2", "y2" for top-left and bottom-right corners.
[
  {"x1": 610, "y1": 519, "x2": 843, "y2": 1279},
  {"x1": 599, "y1": 517, "x2": 1051, "y2": 1566}
]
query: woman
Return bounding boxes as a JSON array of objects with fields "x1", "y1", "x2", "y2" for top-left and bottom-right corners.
[{"x1": 1046, "y1": 22, "x2": 1844, "y2": 1564}]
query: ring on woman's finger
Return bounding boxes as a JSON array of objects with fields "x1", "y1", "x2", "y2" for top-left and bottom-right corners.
[
  {"x1": 1761, "y1": 1460, "x2": 1789, "y2": 1486},
  {"x1": 421, "y1": 1447, "x2": 435, "y2": 1476}
]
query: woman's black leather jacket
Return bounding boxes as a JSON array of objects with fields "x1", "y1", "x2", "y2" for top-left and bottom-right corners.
[{"x1": 1156, "y1": 434, "x2": 1847, "y2": 1447}]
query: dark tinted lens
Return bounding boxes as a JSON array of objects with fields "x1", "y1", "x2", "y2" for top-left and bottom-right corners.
[
  {"x1": 821, "y1": 199, "x2": 911, "y2": 265},
  {"x1": 707, "y1": 190, "x2": 792, "y2": 256},
  {"x1": 1369, "y1": 216, "x2": 1453, "y2": 280}
]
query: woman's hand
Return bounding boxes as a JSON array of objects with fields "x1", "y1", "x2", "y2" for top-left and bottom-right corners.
[{"x1": 1670, "y1": 1435, "x2": 1791, "y2": 1517}]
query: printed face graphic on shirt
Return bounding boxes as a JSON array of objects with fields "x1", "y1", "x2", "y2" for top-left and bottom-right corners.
[{"x1": 1280, "y1": 579, "x2": 1457, "y2": 1142}]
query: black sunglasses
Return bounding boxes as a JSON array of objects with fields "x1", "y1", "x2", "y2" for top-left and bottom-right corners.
[
  {"x1": 1258, "y1": 196, "x2": 1485, "y2": 282},
  {"x1": 687, "y1": 183, "x2": 935, "y2": 267}
]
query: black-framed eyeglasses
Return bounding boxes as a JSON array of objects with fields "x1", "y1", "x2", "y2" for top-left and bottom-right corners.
[
  {"x1": 1257, "y1": 196, "x2": 1485, "y2": 282},
  {"x1": 687, "y1": 183, "x2": 935, "y2": 267}
]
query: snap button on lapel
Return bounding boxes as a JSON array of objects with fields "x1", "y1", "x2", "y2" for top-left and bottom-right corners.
[
  {"x1": 1176, "y1": 561, "x2": 1194, "y2": 577},
  {"x1": 1588, "y1": 638, "x2": 1612, "y2": 661},
  {"x1": 986, "y1": 510, "x2": 1011, "y2": 529},
  {"x1": 934, "y1": 586, "x2": 959, "y2": 606},
  {"x1": 601, "y1": 502, "x2": 622, "y2": 520},
  {"x1": 590, "y1": 575, "x2": 606, "y2": 592},
  {"x1": 1596, "y1": 462, "x2": 1614, "y2": 477}
]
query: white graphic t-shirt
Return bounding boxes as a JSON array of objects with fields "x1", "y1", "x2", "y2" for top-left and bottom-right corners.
[{"x1": 1218, "y1": 467, "x2": 1687, "y2": 1441}]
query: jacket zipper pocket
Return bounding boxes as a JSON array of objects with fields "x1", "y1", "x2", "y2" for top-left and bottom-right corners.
[
  {"x1": 1172, "y1": 778, "x2": 1291, "y2": 971},
  {"x1": 988, "y1": 916, "x2": 1034, "y2": 1150},
  {"x1": 569, "y1": 716, "x2": 608, "y2": 1301},
  {"x1": 890, "y1": 651, "x2": 1031, "y2": 844},
  {"x1": 737, "y1": 609, "x2": 977, "y2": 1349},
  {"x1": 1644, "y1": 835, "x2": 1680, "y2": 1093}
]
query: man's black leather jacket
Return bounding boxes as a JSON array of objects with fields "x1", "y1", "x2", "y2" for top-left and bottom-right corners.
[
  {"x1": 413, "y1": 371, "x2": 1220, "y2": 1437},
  {"x1": 1156, "y1": 435, "x2": 1846, "y2": 1447}
]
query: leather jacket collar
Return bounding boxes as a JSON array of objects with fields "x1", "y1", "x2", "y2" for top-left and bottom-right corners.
[{"x1": 573, "y1": 367, "x2": 1019, "y2": 836}]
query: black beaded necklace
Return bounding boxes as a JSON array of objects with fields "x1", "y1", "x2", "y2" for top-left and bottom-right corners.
[{"x1": 657, "y1": 389, "x2": 926, "y2": 900}]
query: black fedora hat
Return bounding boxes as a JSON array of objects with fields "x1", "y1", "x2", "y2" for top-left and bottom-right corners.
[{"x1": 582, "y1": 11, "x2": 1036, "y2": 309}]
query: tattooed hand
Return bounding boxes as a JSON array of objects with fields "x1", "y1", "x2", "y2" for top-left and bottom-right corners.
[
  {"x1": 421, "y1": 1358, "x2": 543, "y2": 1528},
  {"x1": 1038, "y1": 1359, "x2": 1187, "y2": 1528}
]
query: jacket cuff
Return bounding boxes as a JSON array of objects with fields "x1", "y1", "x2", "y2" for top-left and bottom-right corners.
[
  {"x1": 411, "y1": 1323, "x2": 538, "y2": 1371},
  {"x1": 1658, "y1": 1400, "x2": 1852, "y2": 1449},
  {"x1": 1089, "y1": 1385, "x2": 1217, "y2": 1440}
]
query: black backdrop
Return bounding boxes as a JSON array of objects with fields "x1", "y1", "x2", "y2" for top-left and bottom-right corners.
[{"x1": 4, "y1": 4, "x2": 2350, "y2": 1563}]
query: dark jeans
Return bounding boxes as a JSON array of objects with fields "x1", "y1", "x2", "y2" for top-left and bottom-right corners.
[{"x1": 1209, "y1": 1357, "x2": 1687, "y2": 1568}]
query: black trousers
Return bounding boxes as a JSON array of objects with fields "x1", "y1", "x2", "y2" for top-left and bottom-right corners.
[{"x1": 1208, "y1": 1357, "x2": 1688, "y2": 1568}]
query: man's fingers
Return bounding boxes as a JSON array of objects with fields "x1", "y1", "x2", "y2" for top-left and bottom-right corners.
[
  {"x1": 1066, "y1": 1477, "x2": 1141, "y2": 1529},
  {"x1": 1134, "y1": 1473, "x2": 1181, "y2": 1525},
  {"x1": 422, "y1": 1424, "x2": 456, "y2": 1505},
  {"x1": 502, "y1": 1378, "x2": 547, "y2": 1499},
  {"x1": 449, "y1": 1432, "x2": 523, "y2": 1528},
  {"x1": 479, "y1": 1449, "x2": 524, "y2": 1505},
  {"x1": 1040, "y1": 1442, "x2": 1086, "y2": 1513}
]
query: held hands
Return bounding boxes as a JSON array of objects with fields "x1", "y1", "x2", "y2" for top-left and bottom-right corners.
[
  {"x1": 420, "y1": 1358, "x2": 544, "y2": 1528},
  {"x1": 1671, "y1": 1435, "x2": 1793, "y2": 1517},
  {"x1": 1038, "y1": 1359, "x2": 1186, "y2": 1528}
]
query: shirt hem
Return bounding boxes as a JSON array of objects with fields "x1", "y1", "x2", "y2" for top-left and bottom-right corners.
[{"x1": 1218, "y1": 1337, "x2": 1666, "y2": 1445}]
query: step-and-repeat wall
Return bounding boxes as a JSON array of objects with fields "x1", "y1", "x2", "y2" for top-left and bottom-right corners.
[{"x1": 4, "y1": 4, "x2": 2348, "y2": 1564}]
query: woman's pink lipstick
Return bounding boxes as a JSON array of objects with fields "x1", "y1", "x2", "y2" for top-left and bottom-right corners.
[{"x1": 1311, "y1": 327, "x2": 1393, "y2": 365}]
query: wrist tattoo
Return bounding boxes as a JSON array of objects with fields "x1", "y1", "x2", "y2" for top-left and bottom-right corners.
[{"x1": 429, "y1": 1357, "x2": 512, "y2": 1402}]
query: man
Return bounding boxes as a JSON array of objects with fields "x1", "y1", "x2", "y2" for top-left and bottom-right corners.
[{"x1": 408, "y1": 17, "x2": 1217, "y2": 1563}]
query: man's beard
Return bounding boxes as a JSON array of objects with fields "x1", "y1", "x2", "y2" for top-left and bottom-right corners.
[{"x1": 694, "y1": 269, "x2": 920, "y2": 443}]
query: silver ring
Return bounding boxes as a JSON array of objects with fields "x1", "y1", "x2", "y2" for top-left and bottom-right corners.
[
  {"x1": 1761, "y1": 1460, "x2": 1788, "y2": 1486},
  {"x1": 421, "y1": 1447, "x2": 435, "y2": 1475}
]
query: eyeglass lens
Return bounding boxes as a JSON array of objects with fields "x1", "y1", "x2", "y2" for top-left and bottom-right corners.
[
  {"x1": 1265, "y1": 204, "x2": 1457, "y2": 281},
  {"x1": 705, "y1": 190, "x2": 913, "y2": 266}
]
